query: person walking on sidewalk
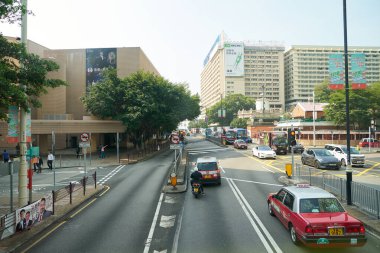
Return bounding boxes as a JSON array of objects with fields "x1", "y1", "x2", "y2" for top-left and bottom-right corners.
[
  {"x1": 37, "y1": 156, "x2": 43, "y2": 173},
  {"x1": 2, "y1": 149, "x2": 9, "y2": 163},
  {"x1": 100, "y1": 145, "x2": 108, "y2": 159},
  {"x1": 47, "y1": 152, "x2": 54, "y2": 170},
  {"x1": 32, "y1": 156, "x2": 38, "y2": 172}
]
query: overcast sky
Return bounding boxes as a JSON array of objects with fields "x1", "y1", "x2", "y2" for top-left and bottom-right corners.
[{"x1": 1, "y1": 0, "x2": 379, "y2": 94}]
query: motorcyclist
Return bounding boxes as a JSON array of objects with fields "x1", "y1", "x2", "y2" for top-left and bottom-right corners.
[{"x1": 190, "y1": 167, "x2": 204, "y2": 195}]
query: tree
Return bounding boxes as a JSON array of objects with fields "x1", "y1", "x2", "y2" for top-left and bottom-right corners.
[
  {"x1": 206, "y1": 94, "x2": 255, "y2": 126},
  {"x1": 0, "y1": 2, "x2": 65, "y2": 121},
  {"x1": 82, "y1": 70, "x2": 200, "y2": 147},
  {"x1": 314, "y1": 80, "x2": 332, "y2": 103},
  {"x1": 188, "y1": 119, "x2": 207, "y2": 129},
  {"x1": 230, "y1": 118, "x2": 248, "y2": 128}
]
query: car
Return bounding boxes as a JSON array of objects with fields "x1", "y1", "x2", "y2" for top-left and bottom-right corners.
[
  {"x1": 233, "y1": 139, "x2": 248, "y2": 149},
  {"x1": 325, "y1": 144, "x2": 365, "y2": 167},
  {"x1": 267, "y1": 184, "x2": 367, "y2": 247},
  {"x1": 291, "y1": 143, "x2": 305, "y2": 153},
  {"x1": 245, "y1": 137, "x2": 252, "y2": 143},
  {"x1": 301, "y1": 148, "x2": 340, "y2": 170},
  {"x1": 193, "y1": 156, "x2": 221, "y2": 185},
  {"x1": 252, "y1": 145, "x2": 276, "y2": 159},
  {"x1": 358, "y1": 138, "x2": 379, "y2": 148}
]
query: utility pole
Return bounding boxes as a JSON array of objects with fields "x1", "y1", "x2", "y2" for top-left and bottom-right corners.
[
  {"x1": 18, "y1": 0, "x2": 29, "y2": 206},
  {"x1": 343, "y1": 0, "x2": 353, "y2": 205}
]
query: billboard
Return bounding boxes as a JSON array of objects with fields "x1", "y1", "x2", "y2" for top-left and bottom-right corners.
[
  {"x1": 224, "y1": 42, "x2": 244, "y2": 76},
  {"x1": 203, "y1": 35, "x2": 221, "y2": 66},
  {"x1": 86, "y1": 48, "x2": 117, "y2": 91},
  {"x1": 351, "y1": 53, "x2": 367, "y2": 89},
  {"x1": 328, "y1": 54, "x2": 344, "y2": 90}
]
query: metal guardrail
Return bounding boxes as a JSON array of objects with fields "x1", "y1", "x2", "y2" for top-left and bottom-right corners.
[{"x1": 294, "y1": 164, "x2": 380, "y2": 219}]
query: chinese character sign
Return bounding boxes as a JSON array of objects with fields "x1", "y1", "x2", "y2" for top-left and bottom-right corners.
[
  {"x1": 351, "y1": 53, "x2": 367, "y2": 90},
  {"x1": 328, "y1": 54, "x2": 344, "y2": 90}
]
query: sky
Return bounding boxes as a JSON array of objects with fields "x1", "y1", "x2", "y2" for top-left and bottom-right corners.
[{"x1": 1, "y1": 0, "x2": 380, "y2": 95}]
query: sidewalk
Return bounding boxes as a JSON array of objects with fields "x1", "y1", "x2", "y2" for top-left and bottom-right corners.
[{"x1": 279, "y1": 176, "x2": 380, "y2": 239}]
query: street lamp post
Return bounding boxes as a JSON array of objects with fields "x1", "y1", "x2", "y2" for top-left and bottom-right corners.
[{"x1": 343, "y1": 0, "x2": 353, "y2": 205}]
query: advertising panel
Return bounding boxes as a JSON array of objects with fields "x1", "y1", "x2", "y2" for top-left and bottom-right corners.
[
  {"x1": 15, "y1": 194, "x2": 53, "y2": 233},
  {"x1": 224, "y1": 42, "x2": 244, "y2": 76},
  {"x1": 203, "y1": 35, "x2": 221, "y2": 66},
  {"x1": 7, "y1": 106, "x2": 18, "y2": 143},
  {"x1": 86, "y1": 48, "x2": 117, "y2": 91},
  {"x1": 328, "y1": 54, "x2": 344, "y2": 90},
  {"x1": 351, "y1": 53, "x2": 367, "y2": 89}
]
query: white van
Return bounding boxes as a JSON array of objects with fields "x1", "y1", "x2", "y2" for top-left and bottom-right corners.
[{"x1": 325, "y1": 144, "x2": 365, "y2": 167}]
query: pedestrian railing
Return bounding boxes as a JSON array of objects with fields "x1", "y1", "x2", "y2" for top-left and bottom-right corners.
[{"x1": 294, "y1": 164, "x2": 380, "y2": 219}]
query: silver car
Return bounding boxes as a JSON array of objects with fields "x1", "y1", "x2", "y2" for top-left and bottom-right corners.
[{"x1": 301, "y1": 148, "x2": 341, "y2": 170}]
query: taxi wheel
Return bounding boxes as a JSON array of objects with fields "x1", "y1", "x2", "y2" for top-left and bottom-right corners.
[
  {"x1": 268, "y1": 202, "x2": 275, "y2": 216},
  {"x1": 314, "y1": 161, "x2": 320, "y2": 169},
  {"x1": 289, "y1": 224, "x2": 299, "y2": 245},
  {"x1": 301, "y1": 158, "x2": 305, "y2": 165}
]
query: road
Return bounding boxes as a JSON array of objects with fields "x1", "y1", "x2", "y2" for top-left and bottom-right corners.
[{"x1": 22, "y1": 137, "x2": 380, "y2": 253}]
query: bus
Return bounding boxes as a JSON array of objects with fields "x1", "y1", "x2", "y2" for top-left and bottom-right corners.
[{"x1": 234, "y1": 128, "x2": 249, "y2": 142}]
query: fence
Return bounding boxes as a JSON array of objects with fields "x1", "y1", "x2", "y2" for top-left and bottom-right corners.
[
  {"x1": 294, "y1": 164, "x2": 380, "y2": 219},
  {"x1": 0, "y1": 171, "x2": 97, "y2": 241}
]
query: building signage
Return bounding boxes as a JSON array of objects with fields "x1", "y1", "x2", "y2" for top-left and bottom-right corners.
[
  {"x1": 328, "y1": 54, "x2": 344, "y2": 90},
  {"x1": 203, "y1": 35, "x2": 221, "y2": 66},
  {"x1": 86, "y1": 48, "x2": 117, "y2": 91},
  {"x1": 224, "y1": 42, "x2": 244, "y2": 76},
  {"x1": 351, "y1": 53, "x2": 367, "y2": 89}
]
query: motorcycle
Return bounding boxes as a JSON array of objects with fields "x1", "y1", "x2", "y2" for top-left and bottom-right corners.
[{"x1": 191, "y1": 182, "x2": 202, "y2": 198}]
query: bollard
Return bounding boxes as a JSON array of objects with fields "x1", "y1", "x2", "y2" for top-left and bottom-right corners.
[
  {"x1": 52, "y1": 190, "x2": 55, "y2": 215},
  {"x1": 285, "y1": 164, "x2": 292, "y2": 179},
  {"x1": 170, "y1": 172, "x2": 177, "y2": 189},
  {"x1": 69, "y1": 182, "x2": 73, "y2": 204}
]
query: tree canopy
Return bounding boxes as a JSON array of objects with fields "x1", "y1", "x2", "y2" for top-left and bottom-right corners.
[
  {"x1": 206, "y1": 94, "x2": 255, "y2": 126},
  {"x1": 81, "y1": 70, "x2": 200, "y2": 145},
  {"x1": 0, "y1": 0, "x2": 66, "y2": 121},
  {"x1": 230, "y1": 117, "x2": 248, "y2": 128},
  {"x1": 314, "y1": 81, "x2": 380, "y2": 129}
]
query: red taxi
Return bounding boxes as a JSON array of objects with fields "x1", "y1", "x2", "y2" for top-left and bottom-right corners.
[
  {"x1": 267, "y1": 184, "x2": 366, "y2": 247},
  {"x1": 194, "y1": 156, "x2": 221, "y2": 185}
]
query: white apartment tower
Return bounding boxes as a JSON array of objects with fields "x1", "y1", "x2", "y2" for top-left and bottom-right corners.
[
  {"x1": 200, "y1": 35, "x2": 285, "y2": 116},
  {"x1": 284, "y1": 45, "x2": 380, "y2": 110}
]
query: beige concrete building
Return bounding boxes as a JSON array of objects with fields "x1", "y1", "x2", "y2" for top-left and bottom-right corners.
[
  {"x1": 200, "y1": 35, "x2": 285, "y2": 116},
  {"x1": 284, "y1": 45, "x2": 380, "y2": 110},
  {"x1": 0, "y1": 37, "x2": 159, "y2": 153}
]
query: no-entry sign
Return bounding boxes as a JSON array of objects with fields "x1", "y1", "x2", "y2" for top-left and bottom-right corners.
[{"x1": 80, "y1": 133, "x2": 89, "y2": 142}]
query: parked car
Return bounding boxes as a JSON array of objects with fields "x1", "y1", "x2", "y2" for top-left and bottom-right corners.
[
  {"x1": 193, "y1": 156, "x2": 221, "y2": 185},
  {"x1": 233, "y1": 139, "x2": 248, "y2": 149},
  {"x1": 301, "y1": 148, "x2": 341, "y2": 170},
  {"x1": 292, "y1": 143, "x2": 305, "y2": 153},
  {"x1": 325, "y1": 144, "x2": 365, "y2": 167},
  {"x1": 267, "y1": 184, "x2": 367, "y2": 247},
  {"x1": 359, "y1": 138, "x2": 379, "y2": 148},
  {"x1": 252, "y1": 145, "x2": 276, "y2": 159}
]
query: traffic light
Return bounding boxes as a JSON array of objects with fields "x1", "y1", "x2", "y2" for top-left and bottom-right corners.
[{"x1": 288, "y1": 129, "x2": 296, "y2": 146}]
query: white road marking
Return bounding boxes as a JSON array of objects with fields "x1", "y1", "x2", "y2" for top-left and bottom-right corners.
[
  {"x1": 159, "y1": 215, "x2": 176, "y2": 228},
  {"x1": 227, "y1": 178, "x2": 282, "y2": 253},
  {"x1": 220, "y1": 166, "x2": 226, "y2": 173},
  {"x1": 153, "y1": 250, "x2": 167, "y2": 253},
  {"x1": 164, "y1": 195, "x2": 177, "y2": 204},
  {"x1": 144, "y1": 193, "x2": 164, "y2": 253},
  {"x1": 97, "y1": 165, "x2": 124, "y2": 184},
  {"x1": 224, "y1": 177, "x2": 283, "y2": 187},
  {"x1": 172, "y1": 206, "x2": 184, "y2": 253}
]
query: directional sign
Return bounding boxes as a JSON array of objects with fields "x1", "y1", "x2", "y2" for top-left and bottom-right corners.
[
  {"x1": 79, "y1": 142, "x2": 91, "y2": 148},
  {"x1": 80, "y1": 133, "x2": 89, "y2": 142},
  {"x1": 170, "y1": 144, "x2": 180, "y2": 150}
]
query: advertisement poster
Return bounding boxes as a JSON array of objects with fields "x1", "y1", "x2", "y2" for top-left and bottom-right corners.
[
  {"x1": 351, "y1": 53, "x2": 367, "y2": 89},
  {"x1": 15, "y1": 194, "x2": 53, "y2": 233},
  {"x1": 86, "y1": 48, "x2": 117, "y2": 91},
  {"x1": 224, "y1": 42, "x2": 244, "y2": 76},
  {"x1": 328, "y1": 54, "x2": 344, "y2": 90},
  {"x1": 26, "y1": 111, "x2": 31, "y2": 143},
  {"x1": 7, "y1": 105, "x2": 18, "y2": 143}
]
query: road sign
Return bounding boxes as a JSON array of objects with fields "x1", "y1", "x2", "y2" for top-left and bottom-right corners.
[
  {"x1": 170, "y1": 144, "x2": 180, "y2": 150},
  {"x1": 79, "y1": 142, "x2": 91, "y2": 148},
  {"x1": 80, "y1": 133, "x2": 89, "y2": 142}
]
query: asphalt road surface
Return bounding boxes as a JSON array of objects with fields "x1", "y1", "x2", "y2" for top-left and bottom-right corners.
[{"x1": 22, "y1": 138, "x2": 380, "y2": 253}]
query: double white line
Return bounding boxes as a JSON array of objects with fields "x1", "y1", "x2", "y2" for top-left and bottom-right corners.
[
  {"x1": 97, "y1": 165, "x2": 125, "y2": 184},
  {"x1": 227, "y1": 178, "x2": 282, "y2": 253}
]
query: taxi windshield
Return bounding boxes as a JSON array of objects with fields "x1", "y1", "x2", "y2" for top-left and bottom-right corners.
[
  {"x1": 258, "y1": 146, "x2": 272, "y2": 151},
  {"x1": 197, "y1": 162, "x2": 218, "y2": 171},
  {"x1": 300, "y1": 198, "x2": 345, "y2": 213}
]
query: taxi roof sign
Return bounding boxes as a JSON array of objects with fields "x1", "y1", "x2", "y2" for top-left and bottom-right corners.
[{"x1": 296, "y1": 183, "x2": 310, "y2": 188}]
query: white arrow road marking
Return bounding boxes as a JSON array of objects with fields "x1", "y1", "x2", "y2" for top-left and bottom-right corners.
[
  {"x1": 159, "y1": 215, "x2": 176, "y2": 228},
  {"x1": 164, "y1": 195, "x2": 177, "y2": 204}
]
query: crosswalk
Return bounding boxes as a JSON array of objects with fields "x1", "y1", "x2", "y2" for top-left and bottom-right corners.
[{"x1": 186, "y1": 146, "x2": 230, "y2": 155}]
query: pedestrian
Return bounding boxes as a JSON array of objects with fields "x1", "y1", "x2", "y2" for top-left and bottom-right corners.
[
  {"x1": 2, "y1": 149, "x2": 10, "y2": 163},
  {"x1": 47, "y1": 152, "x2": 54, "y2": 170},
  {"x1": 38, "y1": 156, "x2": 43, "y2": 173},
  {"x1": 100, "y1": 145, "x2": 108, "y2": 159},
  {"x1": 32, "y1": 156, "x2": 38, "y2": 172},
  {"x1": 76, "y1": 146, "x2": 81, "y2": 159}
]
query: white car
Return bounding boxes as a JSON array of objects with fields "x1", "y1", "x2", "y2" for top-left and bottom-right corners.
[
  {"x1": 253, "y1": 145, "x2": 276, "y2": 159},
  {"x1": 325, "y1": 144, "x2": 365, "y2": 167}
]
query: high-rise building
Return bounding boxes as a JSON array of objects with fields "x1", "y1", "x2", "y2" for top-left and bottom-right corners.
[
  {"x1": 284, "y1": 45, "x2": 380, "y2": 110},
  {"x1": 200, "y1": 34, "x2": 285, "y2": 116}
]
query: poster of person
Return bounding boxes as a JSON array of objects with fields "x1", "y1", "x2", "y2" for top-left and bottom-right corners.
[
  {"x1": 15, "y1": 193, "x2": 53, "y2": 232},
  {"x1": 86, "y1": 48, "x2": 117, "y2": 91}
]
